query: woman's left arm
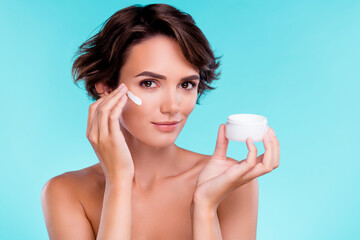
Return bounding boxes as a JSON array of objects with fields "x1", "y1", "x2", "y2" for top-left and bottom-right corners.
[
  {"x1": 191, "y1": 178, "x2": 259, "y2": 240},
  {"x1": 191, "y1": 199, "x2": 222, "y2": 240},
  {"x1": 191, "y1": 124, "x2": 280, "y2": 240}
]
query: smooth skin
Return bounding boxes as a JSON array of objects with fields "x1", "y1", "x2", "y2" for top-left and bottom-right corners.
[
  {"x1": 41, "y1": 35, "x2": 280, "y2": 240},
  {"x1": 195, "y1": 124, "x2": 279, "y2": 209},
  {"x1": 192, "y1": 125, "x2": 279, "y2": 239},
  {"x1": 88, "y1": 83, "x2": 134, "y2": 178},
  {"x1": 87, "y1": 83, "x2": 134, "y2": 239}
]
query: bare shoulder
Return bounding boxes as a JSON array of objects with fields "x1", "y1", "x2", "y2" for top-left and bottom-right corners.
[
  {"x1": 42, "y1": 164, "x2": 98, "y2": 184},
  {"x1": 180, "y1": 148, "x2": 239, "y2": 171},
  {"x1": 216, "y1": 156, "x2": 259, "y2": 236},
  {"x1": 214, "y1": 156, "x2": 259, "y2": 238},
  {"x1": 41, "y1": 164, "x2": 103, "y2": 202},
  {"x1": 41, "y1": 165, "x2": 100, "y2": 239},
  {"x1": 177, "y1": 147, "x2": 211, "y2": 170}
]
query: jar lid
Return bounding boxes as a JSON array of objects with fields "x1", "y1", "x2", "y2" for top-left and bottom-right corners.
[{"x1": 227, "y1": 114, "x2": 268, "y2": 126}]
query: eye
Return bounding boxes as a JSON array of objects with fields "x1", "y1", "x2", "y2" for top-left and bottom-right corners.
[
  {"x1": 139, "y1": 79, "x2": 198, "y2": 91},
  {"x1": 139, "y1": 79, "x2": 157, "y2": 89},
  {"x1": 181, "y1": 81, "x2": 197, "y2": 90}
]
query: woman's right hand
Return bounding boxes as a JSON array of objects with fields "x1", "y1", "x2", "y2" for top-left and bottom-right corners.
[{"x1": 86, "y1": 83, "x2": 134, "y2": 180}]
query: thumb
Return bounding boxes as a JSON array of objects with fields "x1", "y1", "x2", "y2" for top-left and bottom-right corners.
[{"x1": 212, "y1": 124, "x2": 229, "y2": 159}]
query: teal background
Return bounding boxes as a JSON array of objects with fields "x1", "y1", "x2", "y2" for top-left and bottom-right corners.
[{"x1": 1, "y1": 0, "x2": 359, "y2": 239}]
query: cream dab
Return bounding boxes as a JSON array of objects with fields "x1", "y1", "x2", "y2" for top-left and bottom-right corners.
[{"x1": 126, "y1": 90, "x2": 142, "y2": 105}]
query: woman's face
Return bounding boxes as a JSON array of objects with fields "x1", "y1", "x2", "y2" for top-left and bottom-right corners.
[{"x1": 118, "y1": 35, "x2": 200, "y2": 147}]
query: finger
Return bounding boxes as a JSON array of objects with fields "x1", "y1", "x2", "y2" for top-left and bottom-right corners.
[
  {"x1": 243, "y1": 132, "x2": 273, "y2": 178},
  {"x1": 245, "y1": 137, "x2": 257, "y2": 168},
  {"x1": 262, "y1": 132, "x2": 274, "y2": 171},
  {"x1": 212, "y1": 124, "x2": 229, "y2": 159},
  {"x1": 223, "y1": 158, "x2": 253, "y2": 187},
  {"x1": 89, "y1": 103, "x2": 100, "y2": 144},
  {"x1": 268, "y1": 127, "x2": 280, "y2": 169},
  {"x1": 205, "y1": 169, "x2": 239, "y2": 203},
  {"x1": 265, "y1": 127, "x2": 276, "y2": 170},
  {"x1": 241, "y1": 133, "x2": 275, "y2": 179},
  {"x1": 241, "y1": 163, "x2": 264, "y2": 181},
  {"x1": 89, "y1": 84, "x2": 124, "y2": 142},
  {"x1": 223, "y1": 137, "x2": 258, "y2": 183},
  {"x1": 97, "y1": 83, "x2": 127, "y2": 137},
  {"x1": 87, "y1": 97, "x2": 105, "y2": 138},
  {"x1": 109, "y1": 91, "x2": 128, "y2": 140}
]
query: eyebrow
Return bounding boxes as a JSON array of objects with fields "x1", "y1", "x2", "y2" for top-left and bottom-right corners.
[{"x1": 134, "y1": 71, "x2": 200, "y2": 81}]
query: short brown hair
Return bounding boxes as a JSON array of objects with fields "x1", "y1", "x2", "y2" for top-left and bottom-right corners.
[{"x1": 71, "y1": 3, "x2": 221, "y2": 104}]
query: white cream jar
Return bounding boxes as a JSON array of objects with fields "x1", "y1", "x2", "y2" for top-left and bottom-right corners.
[{"x1": 225, "y1": 114, "x2": 269, "y2": 142}]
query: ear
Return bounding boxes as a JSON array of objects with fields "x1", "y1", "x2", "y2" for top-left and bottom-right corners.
[{"x1": 95, "y1": 82, "x2": 111, "y2": 98}]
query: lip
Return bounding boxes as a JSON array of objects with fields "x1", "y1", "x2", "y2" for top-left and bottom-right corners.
[
  {"x1": 151, "y1": 120, "x2": 181, "y2": 132},
  {"x1": 152, "y1": 121, "x2": 181, "y2": 125}
]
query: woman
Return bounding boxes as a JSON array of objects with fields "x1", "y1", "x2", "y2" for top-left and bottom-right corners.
[{"x1": 41, "y1": 3, "x2": 280, "y2": 240}]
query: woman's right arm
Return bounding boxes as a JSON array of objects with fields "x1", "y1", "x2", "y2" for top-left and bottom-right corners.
[
  {"x1": 41, "y1": 174, "x2": 96, "y2": 240},
  {"x1": 87, "y1": 83, "x2": 135, "y2": 239},
  {"x1": 42, "y1": 83, "x2": 135, "y2": 239},
  {"x1": 41, "y1": 173, "x2": 134, "y2": 240},
  {"x1": 96, "y1": 175, "x2": 134, "y2": 240}
]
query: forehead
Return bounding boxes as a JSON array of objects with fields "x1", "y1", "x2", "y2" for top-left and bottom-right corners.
[{"x1": 120, "y1": 35, "x2": 198, "y2": 78}]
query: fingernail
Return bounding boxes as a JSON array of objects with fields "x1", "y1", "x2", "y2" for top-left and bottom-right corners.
[
  {"x1": 270, "y1": 128, "x2": 276, "y2": 136},
  {"x1": 264, "y1": 133, "x2": 271, "y2": 142}
]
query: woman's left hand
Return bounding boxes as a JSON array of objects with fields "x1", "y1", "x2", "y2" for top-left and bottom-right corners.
[{"x1": 193, "y1": 124, "x2": 280, "y2": 209}]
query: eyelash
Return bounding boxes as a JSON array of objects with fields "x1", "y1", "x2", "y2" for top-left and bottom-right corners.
[{"x1": 139, "y1": 79, "x2": 198, "y2": 91}]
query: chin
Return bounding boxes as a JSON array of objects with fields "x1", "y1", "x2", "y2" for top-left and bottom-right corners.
[{"x1": 143, "y1": 127, "x2": 182, "y2": 148}]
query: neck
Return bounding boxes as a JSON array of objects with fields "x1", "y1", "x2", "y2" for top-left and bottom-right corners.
[{"x1": 120, "y1": 124, "x2": 183, "y2": 191}]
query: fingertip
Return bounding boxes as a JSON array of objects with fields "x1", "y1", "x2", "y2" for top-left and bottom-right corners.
[
  {"x1": 245, "y1": 138, "x2": 252, "y2": 150},
  {"x1": 120, "y1": 94, "x2": 128, "y2": 102},
  {"x1": 219, "y1": 124, "x2": 224, "y2": 133},
  {"x1": 263, "y1": 134, "x2": 271, "y2": 148}
]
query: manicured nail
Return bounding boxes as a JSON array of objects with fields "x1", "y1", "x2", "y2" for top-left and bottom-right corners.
[
  {"x1": 270, "y1": 128, "x2": 276, "y2": 136},
  {"x1": 264, "y1": 133, "x2": 271, "y2": 142}
]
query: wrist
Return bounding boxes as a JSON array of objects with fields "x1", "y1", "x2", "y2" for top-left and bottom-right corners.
[
  {"x1": 100, "y1": 162, "x2": 134, "y2": 182},
  {"x1": 105, "y1": 174, "x2": 134, "y2": 186},
  {"x1": 191, "y1": 201, "x2": 218, "y2": 225},
  {"x1": 192, "y1": 192, "x2": 218, "y2": 211},
  {"x1": 192, "y1": 198, "x2": 217, "y2": 215}
]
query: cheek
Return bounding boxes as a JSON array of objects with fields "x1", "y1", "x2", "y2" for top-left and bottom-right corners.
[
  {"x1": 120, "y1": 97, "x2": 155, "y2": 125},
  {"x1": 120, "y1": 92, "x2": 196, "y2": 124},
  {"x1": 181, "y1": 94, "x2": 197, "y2": 114}
]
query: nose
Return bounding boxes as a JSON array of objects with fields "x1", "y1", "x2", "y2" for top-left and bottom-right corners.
[{"x1": 160, "y1": 88, "x2": 180, "y2": 115}]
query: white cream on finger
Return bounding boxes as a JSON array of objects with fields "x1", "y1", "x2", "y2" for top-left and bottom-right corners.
[{"x1": 126, "y1": 90, "x2": 142, "y2": 105}]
